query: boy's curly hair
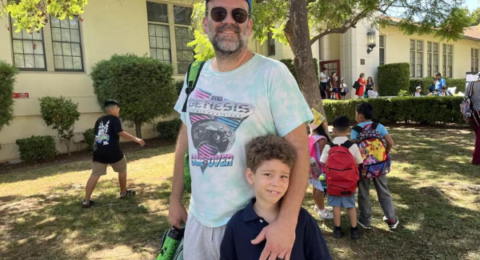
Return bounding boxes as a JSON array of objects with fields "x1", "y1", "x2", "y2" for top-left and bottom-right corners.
[{"x1": 246, "y1": 135, "x2": 296, "y2": 173}]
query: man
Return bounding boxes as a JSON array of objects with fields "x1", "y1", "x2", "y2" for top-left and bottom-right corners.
[
  {"x1": 435, "y1": 72, "x2": 447, "y2": 91},
  {"x1": 169, "y1": 0, "x2": 313, "y2": 259},
  {"x1": 82, "y1": 99, "x2": 145, "y2": 208},
  {"x1": 319, "y1": 67, "x2": 328, "y2": 99}
]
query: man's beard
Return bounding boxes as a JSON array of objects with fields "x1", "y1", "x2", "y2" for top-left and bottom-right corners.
[{"x1": 208, "y1": 22, "x2": 249, "y2": 59}]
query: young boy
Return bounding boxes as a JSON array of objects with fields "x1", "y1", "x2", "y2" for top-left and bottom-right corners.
[
  {"x1": 82, "y1": 99, "x2": 145, "y2": 208},
  {"x1": 320, "y1": 116, "x2": 363, "y2": 239},
  {"x1": 350, "y1": 102, "x2": 399, "y2": 230},
  {"x1": 220, "y1": 135, "x2": 331, "y2": 260}
]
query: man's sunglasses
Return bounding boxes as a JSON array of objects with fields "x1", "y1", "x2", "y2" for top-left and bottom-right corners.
[{"x1": 206, "y1": 7, "x2": 250, "y2": 24}]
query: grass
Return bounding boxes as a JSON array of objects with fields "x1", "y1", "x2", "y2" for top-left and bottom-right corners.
[{"x1": 1, "y1": 127, "x2": 479, "y2": 260}]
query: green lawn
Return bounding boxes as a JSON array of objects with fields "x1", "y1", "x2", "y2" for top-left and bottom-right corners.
[{"x1": 0, "y1": 127, "x2": 479, "y2": 260}]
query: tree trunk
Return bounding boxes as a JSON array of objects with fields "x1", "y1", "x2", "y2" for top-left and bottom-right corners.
[
  {"x1": 135, "y1": 121, "x2": 142, "y2": 139},
  {"x1": 286, "y1": 0, "x2": 327, "y2": 118},
  {"x1": 66, "y1": 141, "x2": 71, "y2": 156}
]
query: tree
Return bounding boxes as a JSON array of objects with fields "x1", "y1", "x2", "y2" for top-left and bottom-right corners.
[
  {"x1": 39, "y1": 96, "x2": 80, "y2": 156},
  {"x1": 190, "y1": 0, "x2": 471, "y2": 117},
  {"x1": 469, "y1": 7, "x2": 480, "y2": 26},
  {"x1": 0, "y1": 61, "x2": 18, "y2": 148},
  {"x1": 1, "y1": 0, "x2": 87, "y2": 33},
  {"x1": 90, "y1": 54, "x2": 177, "y2": 138}
]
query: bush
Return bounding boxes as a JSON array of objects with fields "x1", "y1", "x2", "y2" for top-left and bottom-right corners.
[
  {"x1": 377, "y1": 63, "x2": 410, "y2": 96},
  {"x1": 90, "y1": 54, "x2": 177, "y2": 138},
  {"x1": 323, "y1": 96, "x2": 464, "y2": 125},
  {"x1": 83, "y1": 128, "x2": 95, "y2": 152},
  {"x1": 39, "y1": 96, "x2": 80, "y2": 155},
  {"x1": 409, "y1": 77, "x2": 466, "y2": 94},
  {"x1": 279, "y1": 58, "x2": 319, "y2": 84},
  {"x1": 156, "y1": 118, "x2": 182, "y2": 142},
  {"x1": 16, "y1": 136, "x2": 56, "y2": 163},
  {"x1": 0, "y1": 61, "x2": 18, "y2": 132},
  {"x1": 176, "y1": 80, "x2": 184, "y2": 96}
]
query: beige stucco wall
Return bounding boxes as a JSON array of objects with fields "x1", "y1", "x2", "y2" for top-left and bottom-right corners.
[
  {"x1": 0, "y1": 0, "x2": 206, "y2": 163},
  {"x1": 379, "y1": 25, "x2": 480, "y2": 78}
]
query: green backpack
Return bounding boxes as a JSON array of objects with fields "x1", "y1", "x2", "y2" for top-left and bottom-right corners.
[{"x1": 182, "y1": 61, "x2": 205, "y2": 193}]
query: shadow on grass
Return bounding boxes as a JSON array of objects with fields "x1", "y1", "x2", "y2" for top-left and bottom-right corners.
[
  {"x1": 0, "y1": 145, "x2": 176, "y2": 185},
  {"x1": 0, "y1": 179, "x2": 182, "y2": 260},
  {"x1": 306, "y1": 176, "x2": 480, "y2": 260}
]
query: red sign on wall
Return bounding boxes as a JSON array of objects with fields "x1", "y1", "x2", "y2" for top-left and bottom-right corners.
[{"x1": 13, "y1": 93, "x2": 29, "y2": 99}]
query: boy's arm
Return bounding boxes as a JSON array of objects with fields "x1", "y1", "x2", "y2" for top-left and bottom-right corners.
[
  {"x1": 319, "y1": 144, "x2": 329, "y2": 164},
  {"x1": 219, "y1": 222, "x2": 238, "y2": 260},
  {"x1": 384, "y1": 134, "x2": 394, "y2": 153},
  {"x1": 351, "y1": 144, "x2": 364, "y2": 164},
  {"x1": 118, "y1": 131, "x2": 145, "y2": 146}
]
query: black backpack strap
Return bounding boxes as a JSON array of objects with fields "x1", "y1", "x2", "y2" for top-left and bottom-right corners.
[
  {"x1": 372, "y1": 122, "x2": 379, "y2": 130},
  {"x1": 352, "y1": 126, "x2": 363, "y2": 133},
  {"x1": 341, "y1": 140, "x2": 354, "y2": 149},
  {"x1": 181, "y1": 61, "x2": 205, "y2": 112},
  {"x1": 328, "y1": 142, "x2": 338, "y2": 147}
]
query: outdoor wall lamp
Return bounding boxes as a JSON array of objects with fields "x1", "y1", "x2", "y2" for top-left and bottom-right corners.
[{"x1": 367, "y1": 30, "x2": 376, "y2": 54}]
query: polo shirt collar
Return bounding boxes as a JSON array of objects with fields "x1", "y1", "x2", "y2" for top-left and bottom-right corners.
[{"x1": 243, "y1": 198, "x2": 261, "y2": 222}]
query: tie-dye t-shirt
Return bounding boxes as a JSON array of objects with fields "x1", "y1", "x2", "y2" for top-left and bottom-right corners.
[{"x1": 174, "y1": 54, "x2": 313, "y2": 227}]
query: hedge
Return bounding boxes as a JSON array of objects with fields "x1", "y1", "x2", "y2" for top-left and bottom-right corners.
[
  {"x1": 157, "y1": 118, "x2": 182, "y2": 142},
  {"x1": 16, "y1": 136, "x2": 56, "y2": 163},
  {"x1": 409, "y1": 77, "x2": 466, "y2": 94},
  {"x1": 323, "y1": 96, "x2": 464, "y2": 125},
  {"x1": 377, "y1": 63, "x2": 410, "y2": 96}
]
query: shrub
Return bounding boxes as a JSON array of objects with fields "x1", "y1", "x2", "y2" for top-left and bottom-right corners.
[
  {"x1": 83, "y1": 128, "x2": 95, "y2": 152},
  {"x1": 176, "y1": 80, "x2": 184, "y2": 96},
  {"x1": 156, "y1": 118, "x2": 182, "y2": 142},
  {"x1": 16, "y1": 136, "x2": 56, "y2": 163},
  {"x1": 0, "y1": 61, "x2": 18, "y2": 133},
  {"x1": 39, "y1": 96, "x2": 80, "y2": 155},
  {"x1": 377, "y1": 63, "x2": 410, "y2": 96},
  {"x1": 323, "y1": 96, "x2": 464, "y2": 125},
  {"x1": 90, "y1": 54, "x2": 177, "y2": 138}
]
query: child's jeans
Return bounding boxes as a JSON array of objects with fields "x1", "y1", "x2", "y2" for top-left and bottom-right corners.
[{"x1": 357, "y1": 175, "x2": 396, "y2": 225}]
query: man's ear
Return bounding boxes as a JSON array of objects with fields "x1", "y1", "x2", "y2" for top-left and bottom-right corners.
[{"x1": 246, "y1": 168, "x2": 255, "y2": 185}]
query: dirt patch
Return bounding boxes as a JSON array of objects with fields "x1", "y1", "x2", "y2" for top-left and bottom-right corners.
[{"x1": 0, "y1": 138, "x2": 174, "y2": 175}]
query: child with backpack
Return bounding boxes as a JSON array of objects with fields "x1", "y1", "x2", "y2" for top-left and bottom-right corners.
[
  {"x1": 320, "y1": 116, "x2": 363, "y2": 239},
  {"x1": 308, "y1": 109, "x2": 333, "y2": 220},
  {"x1": 351, "y1": 102, "x2": 399, "y2": 230}
]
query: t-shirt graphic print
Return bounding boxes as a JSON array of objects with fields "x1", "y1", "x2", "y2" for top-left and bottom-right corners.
[{"x1": 189, "y1": 88, "x2": 255, "y2": 172}]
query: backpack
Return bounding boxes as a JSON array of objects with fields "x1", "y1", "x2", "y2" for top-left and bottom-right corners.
[
  {"x1": 461, "y1": 82, "x2": 480, "y2": 125},
  {"x1": 324, "y1": 141, "x2": 359, "y2": 197},
  {"x1": 352, "y1": 81, "x2": 360, "y2": 90},
  {"x1": 308, "y1": 135, "x2": 327, "y2": 180},
  {"x1": 181, "y1": 61, "x2": 205, "y2": 193},
  {"x1": 352, "y1": 122, "x2": 391, "y2": 179}
]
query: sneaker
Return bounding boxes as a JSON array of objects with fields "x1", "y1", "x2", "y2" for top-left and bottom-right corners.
[
  {"x1": 357, "y1": 219, "x2": 371, "y2": 230},
  {"x1": 333, "y1": 227, "x2": 344, "y2": 238},
  {"x1": 351, "y1": 227, "x2": 360, "y2": 239},
  {"x1": 314, "y1": 205, "x2": 333, "y2": 212},
  {"x1": 383, "y1": 216, "x2": 400, "y2": 230},
  {"x1": 317, "y1": 210, "x2": 333, "y2": 220}
]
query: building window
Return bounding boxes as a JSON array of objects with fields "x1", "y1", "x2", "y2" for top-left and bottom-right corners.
[
  {"x1": 427, "y1": 42, "x2": 439, "y2": 77},
  {"x1": 442, "y1": 44, "x2": 453, "y2": 78},
  {"x1": 147, "y1": 2, "x2": 194, "y2": 74},
  {"x1": 174, "y1": 5, "x2": 194, "y2": 74},
  {"x1": 472, "y1": 49, "x2": 479, "y2": 72},
  {"x1": 268, "y1": 32, "x2": 275, "y2": 56},
  {"x1": 379, "y1": 35, "x2": 385, "y2": 65},
  {"x1": 50, "y1": 16, "x2": 84, "y2": 71},
  {"x1": 410, "y1": 40, "x2": 423, "y2": 78},
  {"x1": 10, "y1": 21, "x2": 46, "y2": 70}
]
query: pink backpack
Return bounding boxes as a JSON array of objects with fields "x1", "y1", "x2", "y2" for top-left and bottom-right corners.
[{"x1": 308, "y1": 135, "x2": 327, "y2": 179}]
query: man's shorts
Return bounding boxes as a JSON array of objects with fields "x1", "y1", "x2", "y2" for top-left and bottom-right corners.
[
  {"x1": 91, "y1": 157, "x2": 127, "y2": 176},
  {"x1": 328, "y1": 194, "x2": 356, "y2": 208}
]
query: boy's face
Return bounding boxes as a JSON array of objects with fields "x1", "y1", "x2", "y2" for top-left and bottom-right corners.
[
  {"x1": 355, "y1": 111, "x2": 363, "y2": 123},
  {"x1": 246, "y1": 159, "x2": 290, "y2": 206}
]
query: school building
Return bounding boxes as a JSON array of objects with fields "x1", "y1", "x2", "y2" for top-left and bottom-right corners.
[{"x1": 0, "y1": 0, "x2": 479, "y2": 162}]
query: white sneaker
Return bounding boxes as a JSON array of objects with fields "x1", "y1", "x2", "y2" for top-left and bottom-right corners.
[
  {"x1": 314, "y1": 205, "x2": 333, "y2": 212},
  {"x1": 317, "y1": 210, "x2": 333, "y2": 219}
]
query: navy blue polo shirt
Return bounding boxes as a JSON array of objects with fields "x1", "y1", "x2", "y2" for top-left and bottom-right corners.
[{"x1": 220, "y1": 199, "x2": 332, "y2": 260}]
